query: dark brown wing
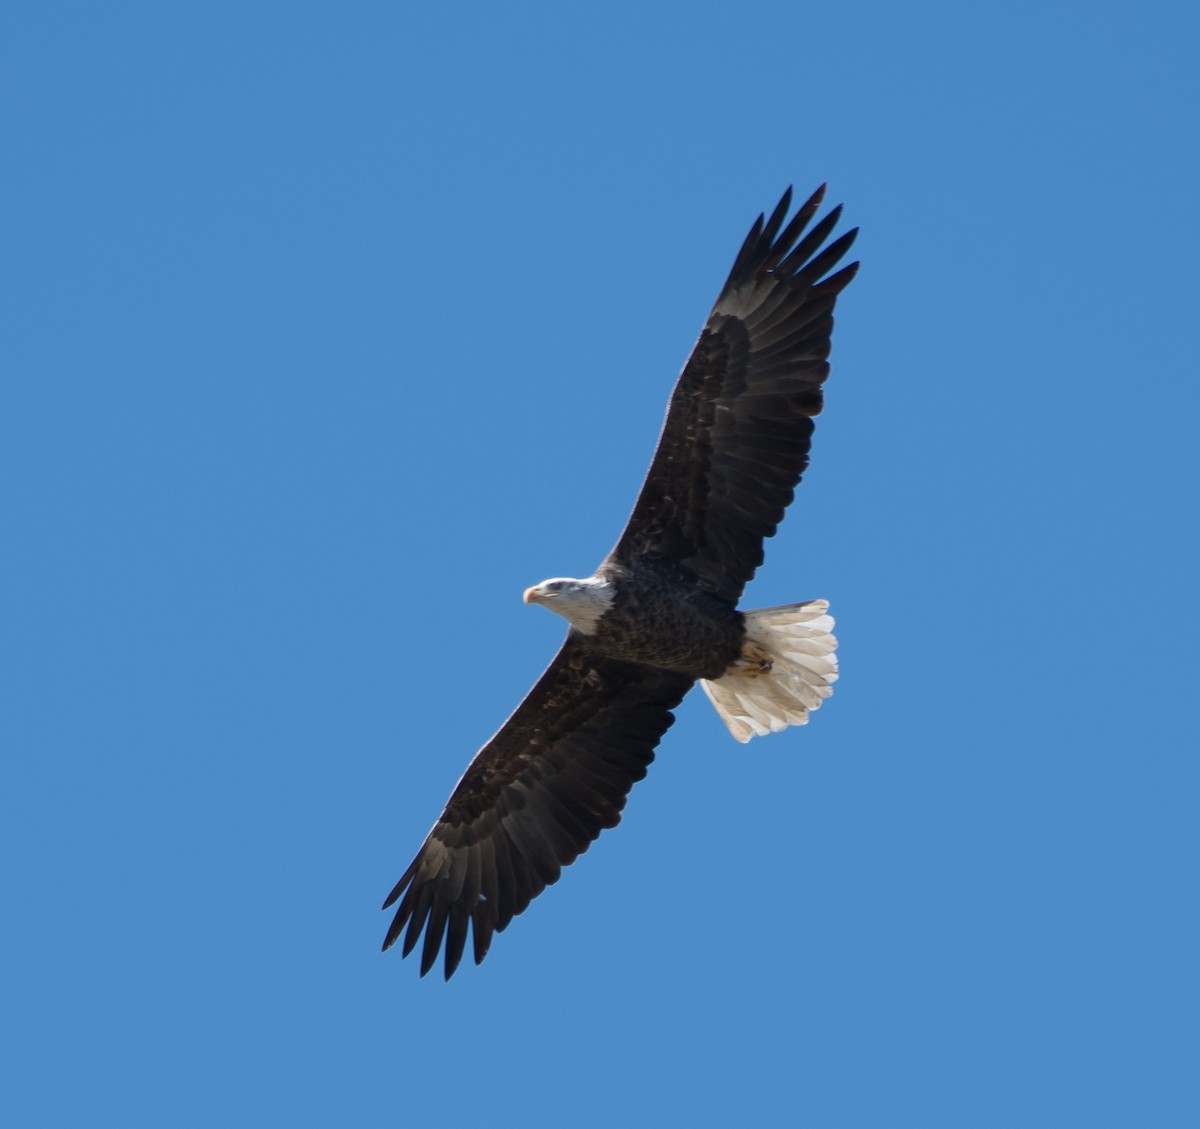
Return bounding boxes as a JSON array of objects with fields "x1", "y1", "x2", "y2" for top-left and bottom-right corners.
[
  {"x1": 610, "y1": 185, "x2": 858, "y2": 603},
  {"x1": 382, "y1": 637, "x2": 693, "y2": 979}
]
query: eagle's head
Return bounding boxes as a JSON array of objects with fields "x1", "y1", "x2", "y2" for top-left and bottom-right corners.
[{"x1": 523, "y1": 575, "x2": 615, "y2": 634}]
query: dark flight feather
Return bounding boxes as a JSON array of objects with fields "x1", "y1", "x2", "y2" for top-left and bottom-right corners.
[
  {"x1": 613, "y1": 184, "x2": 857, "y2": 603},
  {"x1": 384, "y1": 639, "x2": 692, "y2": 978}
]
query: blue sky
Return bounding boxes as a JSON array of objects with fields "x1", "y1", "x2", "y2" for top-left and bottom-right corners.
[{"x1": 3, "y1": 1, "x2": 1198, "y2": 1125}]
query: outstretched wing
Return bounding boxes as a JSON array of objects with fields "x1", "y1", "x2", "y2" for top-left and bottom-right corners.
[
  {"x1": 382, "y1": 638, "x2": 693, "y2": 979},
  {"x1": 610, "y1": 185, "x2": 858, "y2": 604}
]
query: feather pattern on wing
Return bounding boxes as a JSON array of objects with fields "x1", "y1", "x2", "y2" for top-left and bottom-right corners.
[
  {"x1": 610, "y1": 185, "x2": 858, "y2": 602},
  {"x1": 382, "y1": 637, "x2": 693, "y2": 979}
]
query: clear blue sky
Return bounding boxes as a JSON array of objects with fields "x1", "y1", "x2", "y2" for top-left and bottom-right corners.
[{"x1": 4, "y1": 2, "x2": 1198, "y2": 1125}]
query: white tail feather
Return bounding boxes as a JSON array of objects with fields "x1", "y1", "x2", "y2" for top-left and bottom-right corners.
[{"x1": 700, "y1": 600, "x2": 838, "y2": 743}]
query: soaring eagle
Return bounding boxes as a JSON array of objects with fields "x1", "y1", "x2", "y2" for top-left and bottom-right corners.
[{"x1": 383, "y1": 186, "x2": 858, "y2": 978}]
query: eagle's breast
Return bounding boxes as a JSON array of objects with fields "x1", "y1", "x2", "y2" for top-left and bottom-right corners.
[{"x1": 590, "y1": 560, "x2": 744, "y2": 678}]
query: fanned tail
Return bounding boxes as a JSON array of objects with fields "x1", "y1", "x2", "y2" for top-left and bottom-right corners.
[{"x1": 700, "y1": 600, "x2": 838, "y2": 743}]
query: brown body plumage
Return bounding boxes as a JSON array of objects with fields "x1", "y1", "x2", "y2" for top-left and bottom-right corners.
[{"x1": 588, "y1": 559, "x2": 745, "y2": 678}]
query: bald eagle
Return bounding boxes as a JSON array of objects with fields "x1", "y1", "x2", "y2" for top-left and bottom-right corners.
[{"x1": 383, "y1": 186, "x2": 858, "y2": 978}]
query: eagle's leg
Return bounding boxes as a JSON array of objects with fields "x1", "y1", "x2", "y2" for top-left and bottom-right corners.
[{"x1": 731, "y1": 638, "x2": 773, "y2": 677}]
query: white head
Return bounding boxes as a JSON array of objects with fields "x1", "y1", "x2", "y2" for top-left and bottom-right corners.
[{"x1": 522, "y1": 575, "x2": 615, "y2": 635}]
